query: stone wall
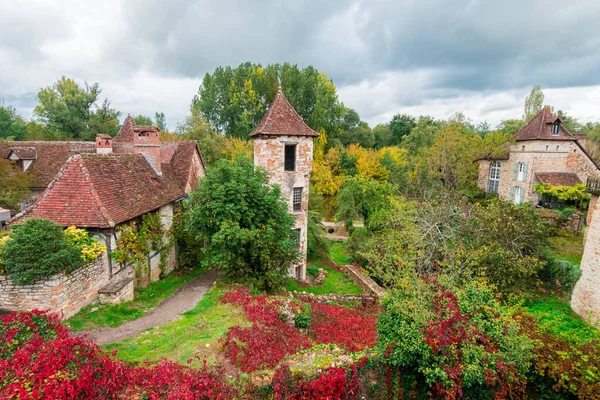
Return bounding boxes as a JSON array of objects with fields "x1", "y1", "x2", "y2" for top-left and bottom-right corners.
[
  {"x1": 0, "y1": 257, "x2": 109, "y2": 319},
  {"x1": 343, "y1": 264, "x2": 386, "y2": 297},
  {"x1": 290, "y1": 292, "x2": 379, "y2": 305},
  {"x1": 254, "y1": 135, "x2": 313, "y2": 281},
  {"x1": 572, "y1": 193, "x2": 600, "y2": 327}
]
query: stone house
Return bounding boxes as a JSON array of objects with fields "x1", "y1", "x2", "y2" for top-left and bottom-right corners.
[
  {"x1": 477, "y1": 108, "x2": 600, "y2": 206},
  {"x1": 250, "y1": 88, "x2": 318, "y2": 281},
  {"x1": 1, "y1": 116, "x2": 205, "y2": 315}
]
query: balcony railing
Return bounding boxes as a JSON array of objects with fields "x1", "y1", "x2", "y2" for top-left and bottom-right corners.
[{"x1": 586, "y1": 177, "x2": 600, "y2": 194}]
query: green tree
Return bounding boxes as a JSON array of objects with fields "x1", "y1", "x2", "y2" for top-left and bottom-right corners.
[
  {"x1": 1, "y1": 218, "x2": 83, "y2": 284},
  {"x1": 133, "y1": 114, "x2": 154, "y2": 126},
  {"x1": 184, "y1": 157, "x2": 299, "y2": 291},
  {"x1": 523, "y1": 85, "x2": 544, "y2": 121},
  {"x1": 497, "y1": 119, "x2": 525, "y2": 137},
  {"x1": 401, "y1": 116, "x2": 438, "y2": 154},
  {"x1": 0, "y1": 159, "x2": 32, "y2": 211},
  {"x1": 388, "y1": 113, "x2": 416, "y2": 145},
  {"x1": 372, "y1": 123, "x2": 392, "y2": 149},
  {"x1": 0, "y1": 103, "x2": 27, "y2": 140},
  {"x1": 34, "y1": 76, "x2": 120, "y2": 140},
  {"x1": 335, "y1": 177, "x2": 394, "y2": 227},
  {"x1": 191, "y1": 63, "x2": 346, "y2": 138},
  {"x1": 154, "y1": 112, "x2": 167, "y2": 131},
  {"x1": 378, "y1": 277, "x2": 534, "y2": 398}
]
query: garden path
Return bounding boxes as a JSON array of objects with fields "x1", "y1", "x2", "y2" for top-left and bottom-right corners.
[{"x1": 79, "y1": 269, "x2": 218, "y2": 345}]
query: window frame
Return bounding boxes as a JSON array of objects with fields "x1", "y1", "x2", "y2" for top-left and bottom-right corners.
[
  {"x1": 291, "y1": 228, "x2": 301, "y2": 248},
  {"x1": 292, "y1": 187, "x2": 303, "y2": 212},
  {"x1": 517, "y1": 162, "x2": 525, "y2": 181},
  {"x1": 487, "y1": 161, "x2": 501, "y2": 193},
  {"x1": 284, "y1": 144, "x2": 297, "y2": 172},
  {"x1": 551, "y1": 123, "x2": 560, "y2": 136}
]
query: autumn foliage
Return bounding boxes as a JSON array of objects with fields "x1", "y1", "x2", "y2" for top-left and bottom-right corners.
[{"x1": 0, "y1": 310, "x2": 235, "y2": 399}]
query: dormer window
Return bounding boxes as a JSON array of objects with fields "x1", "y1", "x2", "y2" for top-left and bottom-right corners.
[{"x1": 551, "y1": 123, "x2": 560, "y2": 136}]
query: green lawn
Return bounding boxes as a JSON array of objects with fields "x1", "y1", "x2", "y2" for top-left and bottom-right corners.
[
  {"x1": 104, "y1": 286, "x2": 247, "y2": 368},
  {"x1": 548, "y1": 230, "x2": 584, "y2": 265},
  {"x1": 523, "y1": 296, "x2": 600, "y2": 345},
  {"x1": 286, "y1": 241, "x2": 361, "y2": 295},
  {"x1": 66, "y1": 267, "x2": 205, "y2": 331}
]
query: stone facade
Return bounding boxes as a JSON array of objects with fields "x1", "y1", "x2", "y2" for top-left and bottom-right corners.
[
  {"x1": 571, "y1": 193, "x2": 600, "y2": 327},
  {"x1": 0, "y1": 257, "x2": 108, "y2": 319},
  {"x1": 254, "y1": 136, "x2": 313, "y2": 281},
  {"x1": 478, "y1": 140, "x2": 598, "y2": 205}
]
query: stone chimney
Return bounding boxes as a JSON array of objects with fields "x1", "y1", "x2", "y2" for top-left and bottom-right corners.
[
  {"x1": 133, "y1": 126, "x2": 162, "y2": 175},
  {"x1": 96, "y1": 134, "x2": 113, "y2": 154}
]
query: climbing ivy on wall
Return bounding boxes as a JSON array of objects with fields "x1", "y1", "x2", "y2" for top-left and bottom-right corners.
[
  {"x1": 534, "y1": 183, "x2": 590, "y2": 203},
  {"x1": 111, "y1": 213, "x2": 170, "y2": 280}
]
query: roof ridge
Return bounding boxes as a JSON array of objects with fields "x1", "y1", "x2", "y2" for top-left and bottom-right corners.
[{"x1": 77, "y1": 156, "x2": 116, "y2": 227}]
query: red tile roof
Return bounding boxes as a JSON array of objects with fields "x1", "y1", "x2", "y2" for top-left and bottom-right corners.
[
  {"x1": 249, "y1": 89, "x2": 319, "y2": 138},
  {"x1": 512, "y1": 107, "x2": 576, "y2": 142},
  {"x1": 113, "y1": 114, "x2": 136, "y2": 143},
  {"x1": 11, "y1": 152, "x2": 188, "y2": 228},
  {"x1": 0, "y1": 141, "x2": 95, "y2": 188},
  {"x1": 535, "y1": 171, "x2": 582, "y2": 187}
]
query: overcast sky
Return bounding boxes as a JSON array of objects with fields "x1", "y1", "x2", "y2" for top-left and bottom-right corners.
[{"x1": 1, "y1": 0, "x2": 599, "y2": 131}]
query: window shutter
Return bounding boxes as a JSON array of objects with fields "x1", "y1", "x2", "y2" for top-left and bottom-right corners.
[
  {"x1": 510, "y1": 186, "x2": 514, "y2": 201},
  {"x1": 513, "y1": 163, "x2": 517, "y2": 180},
  {"x1": 523, "y1": 162, "x2": 528, "y2": 181},
  {"x1": 520, "y1": 187, "x2": 525, "y2": 203}
]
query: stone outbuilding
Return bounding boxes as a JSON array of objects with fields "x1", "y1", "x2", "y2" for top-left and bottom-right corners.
[
  {"x1": 477, "y1": 108, "x2": 600, "y2": 205},
  {"x1": 2, "y1": 116, "x2": 206, "y2": 316},
  {"x1": 250, "y1": 88, "x2": 319, "y2": 281}
]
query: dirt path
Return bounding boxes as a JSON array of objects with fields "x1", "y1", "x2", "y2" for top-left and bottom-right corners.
[{"x1": 79, "y1": 269, "x2": 218, "y2": 345}]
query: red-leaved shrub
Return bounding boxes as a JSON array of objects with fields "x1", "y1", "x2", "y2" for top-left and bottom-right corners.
[
  {"x1": 310, "y1": 303, "x2": 378, "y2": 352},
  {"x1": 0, "y1": 310, "x2": 235, "y2": 399},
  {"x1": 221, "y1": 288, "x2": 311, "y2": 372}
]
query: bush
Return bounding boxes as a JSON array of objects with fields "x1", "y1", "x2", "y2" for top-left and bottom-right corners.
[
  {"x1": 294, "y1": 307, "x2": 312, "y2": 329},
  {"x1": 64, "y1": 226, "x2": 106, "y2": 263},
  {"x1": 539, "y1": 257, "x2": 582, "y2": 295},
  {"x1": 378, "y1": 277, "x2": 534, "y2": 399},
  {"x1": 2, "y1": 219, "x2": 83, "y2": 284},
  {"x1": 0, "y1": 310, "x2": 237, "y2": 399}
]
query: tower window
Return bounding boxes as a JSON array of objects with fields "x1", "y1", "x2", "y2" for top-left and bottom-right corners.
[
  {"x1": 551, "y1": 123, "x2": 559, "y2": 136},
  {"x1": 284, "y1": 144, "x2": 296, "y2": 171},
  {"x1": 291, "y1": 228, "x2": 301, "y2": 248},
  {"x1": 293, "y1": 187, "x2": 303, "y2": 211}
]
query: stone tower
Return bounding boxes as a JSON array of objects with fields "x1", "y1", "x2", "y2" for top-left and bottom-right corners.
[{"x1": 250, "y1": 88, "x2": 319, "y2": 281}]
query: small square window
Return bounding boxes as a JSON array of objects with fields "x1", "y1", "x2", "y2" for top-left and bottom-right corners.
[
  {"x1": 292, "y1": 187, "x2": 302, "y2": 211},
  {"x1": 521, "y1": 145, "x2": 525, "y2": 151},
  {"x1": 284, "y1": 144, "x2": 296, "y2": 171}
]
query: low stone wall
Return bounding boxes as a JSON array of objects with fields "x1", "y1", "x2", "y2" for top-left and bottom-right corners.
[
  {"x1": 290, "y1": 292, "x2": 379, "y2": 305},
  {"x1": 343, "y1": 264, "x2": 386, "y2": 297},
  {"x1": 538, "y1": 208, "x2": 584, "y2": 235},
  {"x1": 0, "y1": 257, "x2": 108, "y2": 319}
]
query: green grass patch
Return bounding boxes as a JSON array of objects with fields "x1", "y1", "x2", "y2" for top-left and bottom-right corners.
[
  {"x1": 66, "y1": 267, "x2": 205, "y2": 331},
  {"x1": 287, "y1": 241, "x2": 361, "y2": 295},
  {"x1": 523, "y1": 296, "x2": 600, "y2": 345},
  {"x1": 329, "y1": 241, "x2": 351, "y2": 266},
  {"x1": 104, "y1": 286, "x2": 247, "y2": 368},
  {"x1": 548, "y1": 230, "x2": 584, "y2": 265}
]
